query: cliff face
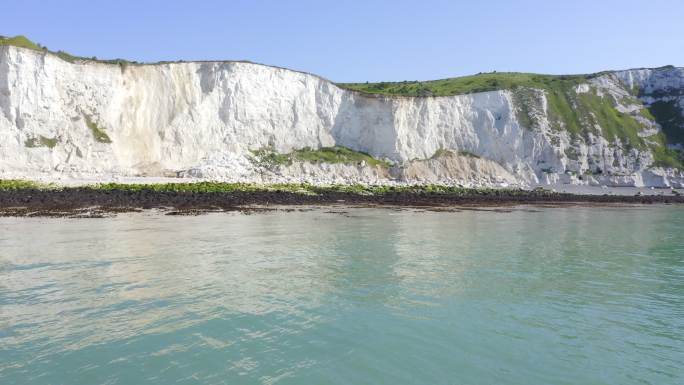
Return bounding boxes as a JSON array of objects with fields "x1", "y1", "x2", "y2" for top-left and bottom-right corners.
[{"x1": 1, "y1": 44, "x2": 683, "y2": 187}]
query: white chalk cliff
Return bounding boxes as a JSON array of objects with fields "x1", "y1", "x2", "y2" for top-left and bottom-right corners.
[{"x1": 1, "y1": 43, "x2": 683, "y2": 187}]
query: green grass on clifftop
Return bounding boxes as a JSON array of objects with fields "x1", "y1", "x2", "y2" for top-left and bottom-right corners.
[
  {"x1": 1, "y1": 34, "x2": 135, "y2": 67},
  {"x1": 0, "y1": 35, "x2": 42, "y2": 50},
  {"x1": 337, "y1": 72, "x2": 589, "y2": 97}
]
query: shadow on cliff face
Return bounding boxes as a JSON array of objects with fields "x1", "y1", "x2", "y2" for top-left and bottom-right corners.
[
  {"x1": 198, "y1": 62, "x2": 238, "y2": 126},
  {"x1": 330, "y1": 92, "x2": 400, "y2": 162},
  {"x1": 0, "y1": 48, "x2": 15, "y2": 123},
  {"x1": 198, "y1": 62, "x2": 223, "y2": 94}
]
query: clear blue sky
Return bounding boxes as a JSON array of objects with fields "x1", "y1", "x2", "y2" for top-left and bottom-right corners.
[{"x1": 3, "y1": 0, "x2": 683, "y2": 82}]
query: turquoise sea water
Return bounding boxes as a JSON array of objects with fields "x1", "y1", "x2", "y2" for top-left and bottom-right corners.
[{"x1": 1, "y1": 206, "x2": 683, "y2": 385}]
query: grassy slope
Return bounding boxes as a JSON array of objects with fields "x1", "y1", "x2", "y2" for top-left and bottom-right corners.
[
  {"x1": 0, "y1": 35, "x2": 42, "y2": 50},
  {"x1": 251, "y1": 146, "x2": 391, "y2": 168},
  {"x1": 0, "y1": 34, "x2": 133, "y2": 65}
]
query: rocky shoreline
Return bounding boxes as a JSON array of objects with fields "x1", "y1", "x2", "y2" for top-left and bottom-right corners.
[{"x1": 1, "y1": 188, "x2": 682, "y2": 217}]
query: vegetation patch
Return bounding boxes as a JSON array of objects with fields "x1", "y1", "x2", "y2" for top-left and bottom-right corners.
[
  {"x1": 337, "y1": 72, "x2": 589, "y2": 97},
  {"x1": 25, "y1": 135, "x2": 58, "y2": 149},
  {"x1": 458, "y1": 150, "x2": 480, "y2": 158},
  {"x1": 1, "y1": 34, "x2": 137, "y2": 66},
  {"x1": 531, "y1": 81, "x2": 645, "y2": 144},
  {"x1": 0, "y1": 179, "x2": 55, "y2": 190},
  {"x1": 639, "y1": 108, "x2": 656, "y2": 121},
  {"x1": 512, "y1": 87, "x2": 544, "y2": 129},
  {"x1": 430, "y1": 148, "x2": 480, "y2": 159},
  {"x1": 430, "y1": 148, "x2": 454, "y2": 159},
  {"x1": 628, "y1": 84, "x2": 684, "y2": 168},
  {"x1": 95, "y1": 182, "x2": 325, "y2": 195},
  {"x1": 251, "y1": 146, "x2": 391, "y2": 168},
  {"x1": 84, "y1": 115, "x2": 112, "y2": 143},
  {"x1": 89, "y1": 182, "x2": 530, "y2": 197},
  {"x1": 565, "y1": 147, "x2": 580, "y2": 161},
  {"x1": 294, "y1": 146, "x2": 390, "y2": 167},
  {"x1": 95, "y1": 182, "x2": 263, "y2": 193},
  {"x1": 1, "y1": 181, "x2": 555, "y2": 203},
  {"x1": 574, "y1": 90, "x2": 646, "y2": 148},
  {"x1": 0, "y1": 35, "x2": 42, "y2": 50},
  {"x1": 525, "y1": 84, "x2": 660, "y2": 157},
  {"x1": 646, "y1": 100, "x2": 684, "y2": 145},
  {"x1": 647, "y1": 133, "x2": 684, "y2": 168},
  {"x1": 250, "y1": 148, "x2": 292, "y2": 168}
]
